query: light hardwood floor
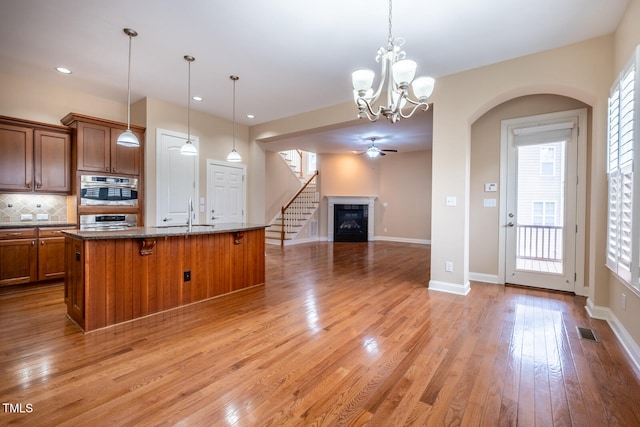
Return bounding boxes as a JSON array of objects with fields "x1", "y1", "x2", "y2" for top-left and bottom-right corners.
[{"x1": 1, "y1": 241, "x2": 640, "y2": 426}]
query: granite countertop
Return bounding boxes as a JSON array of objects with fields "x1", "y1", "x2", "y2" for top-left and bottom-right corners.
[
  {"x1": 62, "y1": 223, "x2": 268, "y2": 240},
  {"x1": 0, "y1": 222, "x2": 77, "y2": 229}
]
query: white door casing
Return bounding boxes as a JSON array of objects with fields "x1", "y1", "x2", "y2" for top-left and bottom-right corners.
[
  {"x1": 499, "y1": 109, "x2": 587, "y2": 295},
  {"x1": 206, "y1": 159, "x2": 246, "y2": 224},
  {"x1": 156, "y1": 128, "x2": 199, "y2": 226}
]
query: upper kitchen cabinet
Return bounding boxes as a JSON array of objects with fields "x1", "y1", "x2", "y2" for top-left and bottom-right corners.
[
  {"x1": 0, "y1": 116, "x2": 71, "y2": 194},
  {"x1": 62, "y1": 113, "x2": 145, "y2": 176}
]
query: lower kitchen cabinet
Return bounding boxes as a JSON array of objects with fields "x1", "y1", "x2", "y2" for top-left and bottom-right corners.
[
  {"x1": 0, "y1": 226, "x2": 75, "y2": 286},
  {"x1": 38, "y1": 227, "x2": 74, "y2": 281},
  {"x1": 0, "y1": 228, "x2": 37, "y2": 286}
]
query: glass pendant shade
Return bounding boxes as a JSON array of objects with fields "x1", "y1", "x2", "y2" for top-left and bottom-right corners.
[
  {"x1": 392, "y1": 59, "x2": 417, "y2": 86},
  {"x1": 226, "y1": 149, "x2": 242, "y2": 162},
  {"x1": 412, "y1": 76, "x2": 435, "y2": 99},
  {"x1": 180, "y1": 141, "x2": 198, "y2": 156},
  {"x1": 352, "y1": 69, "x2": 375, "y2": 92},
  {"x1": 116, "y1": 129, "x2": 139, "y2": 147}
]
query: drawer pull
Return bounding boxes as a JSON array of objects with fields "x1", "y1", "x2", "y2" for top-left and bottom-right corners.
[{"x1": 7, "y1": 232, "x2": 23, "y2": 236}]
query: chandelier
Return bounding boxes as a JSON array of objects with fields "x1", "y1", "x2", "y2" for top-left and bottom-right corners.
[{"x1": 351, "y1": 0, "x2": 434, "y2": 123}]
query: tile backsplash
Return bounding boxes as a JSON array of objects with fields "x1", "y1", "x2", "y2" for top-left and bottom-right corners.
[{"x1": 0, "y1": 194, "x2": 71, "y2": 223}]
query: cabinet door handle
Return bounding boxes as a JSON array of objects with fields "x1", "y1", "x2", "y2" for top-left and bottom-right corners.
[
  {"x1": 36, "y1": 182, "x2": 42, "y2": 189},
  {"x1": 106, "y1": 167, "x2": 110, "y2": 172},
  {"x1": 112, "y1": 168, "x2": 117, "y2": 173},
  {"x1": 26, "y1": 182, "x2": 31, "y2": 189},
  {"x1": 41, "y1": 241, "x2": 45, "y2": 246},
  {"x1": 31, "y1": 240, "x2": 36, "y2": 246}
]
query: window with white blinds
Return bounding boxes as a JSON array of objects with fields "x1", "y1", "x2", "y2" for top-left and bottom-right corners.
[{"x1": 606, "y1": 45, "x2": 640, "y2": 289}]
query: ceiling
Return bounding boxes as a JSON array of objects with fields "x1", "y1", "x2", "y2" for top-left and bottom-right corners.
[{"x1": 0, "y1": 0, "x2": 628, "y2": 154}]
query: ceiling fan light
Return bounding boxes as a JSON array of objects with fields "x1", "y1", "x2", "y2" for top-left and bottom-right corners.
[
  {"x1": 366, "y1": 146, "x2": 381, "y2": 158},
  {"x1": 180, "y1": 141, "x2": 198, "y2": 156},
  {"x1": 116, "y1": 129, "x2": 139, "y2": 147},
  {"x1": 392, "y1": 59, "x2": 416, "y2": 87},
  {"x1": 412, "y1": 76, "x2": 435, "y2": 99},
  {"x1": 352, "y1": 69, "x2": 375, "y2": 93}
]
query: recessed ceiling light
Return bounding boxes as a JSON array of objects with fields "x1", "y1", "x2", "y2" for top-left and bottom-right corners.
[
  {"x1": 55, "y1": 66, "x2": 72, "y2": 74},
  {"x1": 246, "y1": 114, "x2": 255, "y2": 119},
  {"x1": 192, "y1": 96, "x2": 203, "y2": 101}
]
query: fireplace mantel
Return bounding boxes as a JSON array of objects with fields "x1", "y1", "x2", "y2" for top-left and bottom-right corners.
[{"x1": 327, "y1": 196, "x2": 376, "y2": 242}]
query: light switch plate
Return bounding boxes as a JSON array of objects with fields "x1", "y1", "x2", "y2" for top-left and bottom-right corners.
[
  {"x1": 483, "y1": 198, "x2": 497, "y2": 208},
  {"x1": 446, "y1": 196, "x2": 457, "y2": 207}
]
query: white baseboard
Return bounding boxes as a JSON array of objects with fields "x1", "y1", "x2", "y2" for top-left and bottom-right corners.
[
  {"x1": 429, "y1": 280, "x2": 471, "y2": 296},
  {"x1": 468, "y1": 272, "x2": 501, "y2": 284},
  {"x1": 266, "y1": 237, "x2": 321, "y2": 246},
  {"x1": 586, "y1": 298, "x2": 640, "y2": 372},
  {"x1": 373, "y1": 236, "x2": 431, "y2": 245}
]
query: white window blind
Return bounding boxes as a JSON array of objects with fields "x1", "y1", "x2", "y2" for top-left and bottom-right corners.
[{"x1": 606, "y1": 45, "x2": 640, "y2": 288}]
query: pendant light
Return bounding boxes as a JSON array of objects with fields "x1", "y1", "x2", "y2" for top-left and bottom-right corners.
[
  {"x1": 180, "y1": 55, "x2": 198, "y2": 156},
  {"x1": 116, "y1": 28, "x2": 140, "y2": 147},
  {"x1": 226, "y1": 75, "x2": 242, "y2": 162}
]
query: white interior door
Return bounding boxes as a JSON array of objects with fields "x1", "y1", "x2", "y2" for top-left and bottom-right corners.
[
  {"x1": 156, "y1": 129, "x2": 198, "y2": 226},
  {"x1": 206, "y1": 160, "x2": 245, "y2": 224},
  {"x1": 502, "y1": 112, "x2": 583, "y2": 292}
]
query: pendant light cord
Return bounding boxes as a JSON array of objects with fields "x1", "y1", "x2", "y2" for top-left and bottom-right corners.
[{"x1": 232, "y1": 78, "x2": 236, "y2": 150}]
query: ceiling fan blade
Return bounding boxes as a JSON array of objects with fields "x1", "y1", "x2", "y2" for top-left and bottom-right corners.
[
  {"x1": 381, "y1": 149, "x2": 398, "y2": 152},
  {"x1": 379, "y1": 152, "x2": 386, "y2": 156}
]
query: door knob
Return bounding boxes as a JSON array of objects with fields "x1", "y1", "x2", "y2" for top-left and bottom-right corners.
[{"x1": 507, "y1": 222, "x2": 514, "y2": 227}]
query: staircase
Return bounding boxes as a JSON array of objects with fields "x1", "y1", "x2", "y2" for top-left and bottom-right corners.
[{"x1": 266, "y1": 152, "x2": 319, "y2": 246}]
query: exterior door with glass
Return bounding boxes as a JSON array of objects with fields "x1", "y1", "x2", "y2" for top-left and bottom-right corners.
[{"x1": 503, "y1": 112, "x2": 582, "y2": 292}]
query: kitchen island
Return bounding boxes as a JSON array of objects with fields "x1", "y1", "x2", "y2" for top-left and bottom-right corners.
[{"x1": 63, "y1": 223, "x2": 266, "y2": 332}]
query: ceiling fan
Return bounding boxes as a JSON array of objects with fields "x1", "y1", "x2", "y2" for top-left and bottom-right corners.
[{"x1": 360, "y1": 137, "x2": 398, "y2": 158}]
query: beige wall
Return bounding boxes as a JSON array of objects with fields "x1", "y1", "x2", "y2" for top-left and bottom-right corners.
[
  {"x1": 0, "y1": 72, "x2": 127, "y2": 126},
  {"x1": 265, "y1": 151, "x2": 304, "y2": 222},
  {"x1": 608, "y1": 0, "x2": 640, "y2": 348},
  {"x1": 313, "y1": 151, "x2": 431, "y2": 241},
  {"x1": 470, "y1": 94, "x2": 589, "y2": 277},
  {"x1": 142, "y1": 97, "x2": 249, "y2": 225}
]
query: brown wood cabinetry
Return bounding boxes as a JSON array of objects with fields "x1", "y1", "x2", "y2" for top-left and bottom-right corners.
[
  {"x1": 64, "y1": 227, "x2": 266, "y2": 331},
  {"x1": 0, "y1": 228, "x2": 37, "y2": 286},
  {"x1": 0, "y1": 226, "x2": 76, "y2": 287},
  {"x1": 0, "y1": 117, "x2": 71, "y2": 193},
  {"x1": 38, "y1": 227, "x2": 75, "y2": 281},
  {"x1": 62, "y1": 113, "x2": 144, "y2": 176}
]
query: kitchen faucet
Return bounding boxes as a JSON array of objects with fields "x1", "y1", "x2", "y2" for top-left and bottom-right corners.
[{"x1": 187, "y1": 197, "x2": 193, "y2": 232}]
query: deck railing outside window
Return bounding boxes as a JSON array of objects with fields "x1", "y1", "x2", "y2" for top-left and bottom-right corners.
[{"x1": 517, "y1": 224, "x2": 563, "y2": 261}]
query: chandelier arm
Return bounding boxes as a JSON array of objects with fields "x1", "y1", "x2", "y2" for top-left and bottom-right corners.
[
  {"x1": 398, "y1": 101, "x2": 430, "y2": 120},
  {"x1": 356, "y1": 97, "x2": 382, "y2": 121}
]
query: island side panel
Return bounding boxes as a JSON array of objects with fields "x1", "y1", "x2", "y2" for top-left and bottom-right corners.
[
  {"x1": 70, "y1": 229, "x2": 265, "y2": 331},
  {"x1": 64, "y1": 236, "x2": 85, "y2": 329}
]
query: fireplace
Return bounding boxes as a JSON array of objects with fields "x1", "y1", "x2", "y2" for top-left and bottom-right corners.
[
  {"x1": 327, "y1": 196, "x2": 376, "y2": 242},
  {"x1": 334, "y1": 204, "x2": 368, "y2": 242}
]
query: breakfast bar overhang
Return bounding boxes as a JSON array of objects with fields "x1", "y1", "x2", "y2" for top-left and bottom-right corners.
[{"x1": 63, "y1": 224, "x2": 266, "y2": 332}]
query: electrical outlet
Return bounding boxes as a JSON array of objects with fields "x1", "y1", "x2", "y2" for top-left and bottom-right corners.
[
  {"x1": 20, "y1": 214, "x2": 33, "y2": 221},
  {"x1": 445, "y1": 261, "x2": 453, "y2": 272},
  {"x1": 184, "y1": 271, "x2": 191, "y2": 282},
  {"x1": 37, "y1": 213, "x2": 49, "y2": 220}
]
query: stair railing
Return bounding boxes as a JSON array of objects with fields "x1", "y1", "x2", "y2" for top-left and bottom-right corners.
[{"x1": 280, "y1": 170, "x2": 319, "y2": 246}]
